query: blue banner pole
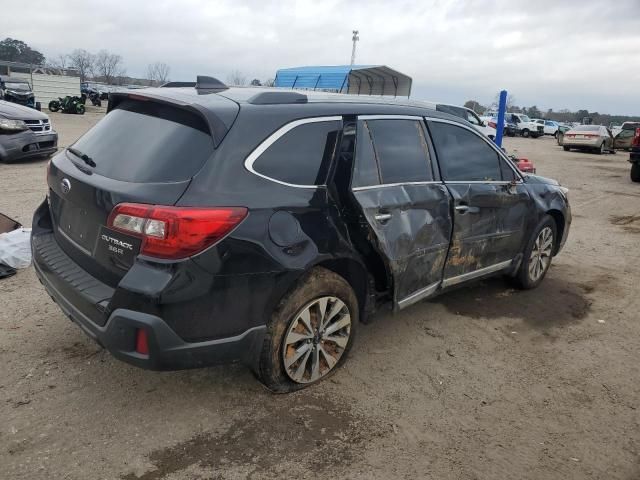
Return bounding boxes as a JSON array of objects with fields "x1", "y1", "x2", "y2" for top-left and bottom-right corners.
[{"x1": 495, "y1": 90, "x2": 507, "y2": 148}]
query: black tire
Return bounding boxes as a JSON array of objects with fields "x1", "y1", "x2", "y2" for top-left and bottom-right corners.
[
  {"x1": 48, "y1": 100, "x2": 60, "y2": 112},
  {"x1": 255, "y1": 267, "x2": 358, "y2": 393},
  {"x1": 554, "y1": 131, "x2": 559, "y2": 139},
  {"x1": 631, "y1": 163, "x2": 640, "y2": 183},
  {"x1": 522, "y1": 128, "x2": 530, "y2": 138},
  {"x1": 512, "y1": 215, "x2": 557, "y2": 290},
  {"x1": 563, "y1": 146, "x2": 570, "y2": 151},
  {"x1": 597, "y1": 142, "x2": 605, "y2": 155},
  {"x1": 76, "y1": 104, "x2": 85, "y2": 115}
]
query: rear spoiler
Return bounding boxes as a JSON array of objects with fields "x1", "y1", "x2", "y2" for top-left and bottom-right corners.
[{"x1": 107, "y1": 87, "x2": 238, "y2": 148}]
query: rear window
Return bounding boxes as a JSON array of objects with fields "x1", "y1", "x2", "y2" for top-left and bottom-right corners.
[{"x1": 70, "y1": 101, "x2": 214, "y2": 183}]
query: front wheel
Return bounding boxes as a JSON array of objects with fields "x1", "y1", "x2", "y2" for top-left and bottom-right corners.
[
  {"x1": 513, "y1": 215, "x2": 557, "y2": 289},
  {"x1": 522, "y1": 129, "x2": 530, "y2": 138},
  {"x1": 48, "y1": 100, "x2": 60, "y2": 112},
  {"x1": 631, "y1": 163, "x2": 640, "y2": 182},
  {"x1": 256, "y1": 267, "x2": 358, "y2": 392},
  {"x1": 76, "y1": 104, "x2": 85, "y2": 115}
]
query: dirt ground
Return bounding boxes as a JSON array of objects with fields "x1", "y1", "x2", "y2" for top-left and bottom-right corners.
[{"x1": 1, "y1": 107, "x2": 639, "y2": 480}]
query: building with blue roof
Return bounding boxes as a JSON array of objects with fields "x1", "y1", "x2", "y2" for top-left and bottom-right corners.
[{"x1": 274, "y1": 65, "x2": 412, "y2": 97}]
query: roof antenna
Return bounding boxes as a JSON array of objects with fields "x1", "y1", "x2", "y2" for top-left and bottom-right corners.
[{"x1": 195, "y1": 76, "x2": 228, "y2": 93}]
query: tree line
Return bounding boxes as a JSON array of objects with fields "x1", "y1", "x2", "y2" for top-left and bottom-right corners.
[
  {"x1": 464, "y1": 96, "x2": 640, "y2": 126},
  {"x1": 0, "y1": 37, "x2": 170, "y2": 87}
]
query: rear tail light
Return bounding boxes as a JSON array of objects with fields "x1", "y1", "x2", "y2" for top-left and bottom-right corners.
[
  {"x1": 633, "y1": 128, "x2": 640, "y2": 147},
  {"x1": 488, "y1": 121, "x2": 497, "y2": 129},
  {"x1": 107, "y1": 203, "x2": 248, "y2": 259},
  {"x1": 565, "y1": 134, "x2": 575, "y2": 138},
  {"x1": 585, "y1": 134, "x2": 598, "y2": 139}
]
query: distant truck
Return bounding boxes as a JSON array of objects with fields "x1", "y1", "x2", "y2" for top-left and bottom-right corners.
[{"x1": 482, "y1": 111, "x2": 543, "y2": 138}]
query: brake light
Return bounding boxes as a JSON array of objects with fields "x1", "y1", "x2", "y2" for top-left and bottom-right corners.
[
  {"x1": 585, "y1": 134, "x2": 598, "y2": 139},
  {"x1": 135, "y1": 329, "x2": 149, "y2": 355},
  {"x1": 107, "y1": 203, "x2": 248, "y2": 259},
  {"x1": 633, "y1": 128, "x2": 640, "y2": 147},
  {"x1": 488, "y1": 121, "x2": 497, "y2": 129}
]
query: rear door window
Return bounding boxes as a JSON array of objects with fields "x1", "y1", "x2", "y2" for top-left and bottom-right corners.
[
  {"x1": 429, "y1": 122, "x2": 501, "y2": 182},
  {"x1": 366, "y1": 119, "x2": 433, "y2": 184},
  {"x1": 252, "y1": 120, "x2": 341, "y2": 186},
  {"x1": 70, "y1": 101, "x2": 214, "y2": 183}
]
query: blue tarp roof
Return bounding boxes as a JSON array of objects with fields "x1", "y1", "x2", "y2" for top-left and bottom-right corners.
[{"x1": 274, "y1": 65, "x2": 412, "y2": 97}]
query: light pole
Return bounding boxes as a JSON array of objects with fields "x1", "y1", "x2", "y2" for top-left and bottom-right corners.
[{"x1": 350, "y1": 30, "x2": 359, "y2": 66}]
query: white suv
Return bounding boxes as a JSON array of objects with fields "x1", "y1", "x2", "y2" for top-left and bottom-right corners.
[
  {"x1": 532, "y1": 119, "x2": 560, "y2": 137},
  {"x1": 421, "y1": 103, "x2": 497, "y2": 139}
]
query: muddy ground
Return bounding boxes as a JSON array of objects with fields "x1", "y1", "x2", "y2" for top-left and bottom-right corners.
[{"x1": 1, "y1": 108, "x2": 639, "y2": 479}]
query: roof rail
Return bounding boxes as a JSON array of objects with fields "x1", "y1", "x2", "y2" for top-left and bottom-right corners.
[{"x1": 248, "y1": 91, "x2": 308, "y2": 105}]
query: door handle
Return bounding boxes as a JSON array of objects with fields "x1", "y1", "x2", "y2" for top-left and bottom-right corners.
[
  {"x1": 374, "y1": 213, "x2": 392, "y2": 223},
  {"x1": 455, "y1": 205, "x2": 480, "y2": 214}
]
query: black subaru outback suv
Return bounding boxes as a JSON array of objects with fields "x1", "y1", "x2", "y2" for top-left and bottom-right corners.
[{"x1": 32, "y1": 77, "x2": 571, "y2": 392}]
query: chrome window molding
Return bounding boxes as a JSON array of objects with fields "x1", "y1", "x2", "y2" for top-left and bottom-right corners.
[
  {"x1": 244, "y1": 116, "x2": 342, "y2": 189},
  {"x1": 358, "y1": 114, "x2": 425, "y2": 121},
  {"x1": 352, "y1": 181, "x2": 442, "y2": 192},
  {"x1": 426, "y1": 117, "x2": 524, "y2": 182}
]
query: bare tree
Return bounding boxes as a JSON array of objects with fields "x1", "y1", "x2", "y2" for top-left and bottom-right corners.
[
  {"x1": 47, "y1": 54, "x2": 69, "y2": 70},
  {"x1": 94, "y1": 50, "x2": 125, "y2": 84},
  {"x1": 147, "y1": 62, "x2": 171, "y2": 86},
  {"x1": 263, "y1": 78, "x2": 275, "y2": 87},
  {"x1": 68, "y1": 49, "x2": 94, "y2": 82},
  {"x1": 226, "y1": 70, "x2": 247, "y2": 86}
]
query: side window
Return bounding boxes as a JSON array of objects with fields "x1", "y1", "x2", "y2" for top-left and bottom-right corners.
[
  {"x1": 352, "y1": 121, "x2": 380, "y2": 187},
  {"x1": 429, "y1": 122, "x2": 502, "y2": 182},
  {"x1": 499, "y1": 157, "x2": 517, "y2": 181},
  {"x1": 366, "y1": 119, "x2": 433, "y2": 184},
  {"x1": 252, "y1": 120, "x2": 341, "y2": 185}
]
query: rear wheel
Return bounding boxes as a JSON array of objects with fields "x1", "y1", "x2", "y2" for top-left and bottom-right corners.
[
  {"x1": 48, "y1": 100, "x2": 59, "y2": 112},
  {"x1": 513, "y1": 215, "x2": 557, "y2": 289},
  {"x1": 631, "y1": 163, "x2": 640, "y2": 183},
  {"x1": 563, "y1": 146, "x2": 570, "y2": 151},
  {"x1": 256, "y1": 267, "x2": 358, "y2": 392},
  {"x1": 76, "y1": 104, "x2": 85, "y2": 115},
  {"x1": 522, "y1": 128, "x2": 530, "y2": 138}
]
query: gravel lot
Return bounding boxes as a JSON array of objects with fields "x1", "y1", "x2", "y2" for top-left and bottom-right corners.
[{"x1": 1, "y1": 107, "x2": 639, "y2": 480}]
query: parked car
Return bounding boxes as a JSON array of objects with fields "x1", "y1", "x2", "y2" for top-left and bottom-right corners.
[
  {"x1": 31, "y1": 79, "x2": 571, "y2": 391},
  {"x1": 0, "y1": 77, "x2": 36, "y2": 109},
  {"x1": 0, "y1": 100, "x2": 58, "y2": 163},
  {"x1": 613, "y1": 123, "x2": 640, "y2": 151},
  {"x1": 506, "y1": 113, "x2": 544, "y2": 138},
  {"x1": 426, "y1": 103, "x2": 497, "y2": 139},
  {"x1": 562, "y1": 125, "x2": 613, "y2": 154},
  {"x1": 532, "y1": 119, "x2": 561, "y2": 137},
  {"x1": 629, "y1": 128, "x2": 640, "y2": 182}
]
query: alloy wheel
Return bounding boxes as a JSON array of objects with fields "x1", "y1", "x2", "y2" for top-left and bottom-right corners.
[
  {"x1": 282, "y1": 296, "x2": 351, "y2": 384},
  {"x1": 528, "y1": 226, "x2": 553, "y2": 282}
]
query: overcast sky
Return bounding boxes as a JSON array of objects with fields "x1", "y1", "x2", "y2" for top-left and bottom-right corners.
[{"x1": 4, "y1": 0, "x2": 640, "y2": 115}]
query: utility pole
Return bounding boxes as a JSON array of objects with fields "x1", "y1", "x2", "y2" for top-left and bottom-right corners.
[{"x1": 350, "y1": 30, "x2": 359, "y2": 66}]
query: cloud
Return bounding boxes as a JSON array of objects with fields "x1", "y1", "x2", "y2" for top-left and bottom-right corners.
[{"x1": 3, "y1": 0, "x2": 640, "y2": 114}]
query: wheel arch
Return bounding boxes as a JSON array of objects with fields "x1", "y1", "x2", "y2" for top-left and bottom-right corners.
[{"x1": 546, "y1": 209, "x2": 565, "y2": 255}]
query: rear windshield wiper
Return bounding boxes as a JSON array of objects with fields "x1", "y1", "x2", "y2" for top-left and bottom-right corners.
[{"x1": 67, "y1": 147, "x2": 96, "y2": 168}]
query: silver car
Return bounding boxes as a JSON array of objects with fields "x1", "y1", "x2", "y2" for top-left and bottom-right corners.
[{"x1": 562, "y1": 125, "x2": 613, "y2": 154}]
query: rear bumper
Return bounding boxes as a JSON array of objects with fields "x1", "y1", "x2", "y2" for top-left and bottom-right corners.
[
  {"x1": 31, "y1": 202, "x2": 267, "y2": 371},
  {"x1": 563, "y1": 138, "x2": 601, "y2": 149},
  {"x1": 33, "y1": 246, "x2": 266, "y2": 370}
]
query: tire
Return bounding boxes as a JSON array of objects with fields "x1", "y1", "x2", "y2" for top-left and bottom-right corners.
[
  {"x1": 256, "y1": 267, "x2": 358, "y2": 393},
  {"x1": 522, "y1": 129, "x2": 530, "y2": 138},
  {"x1": 597, "y1": 142, "x2": 605, "y2": 155},
  {"x1": 76, "y1": 104, "x2": 85, "y2": 115},
  {"x1": 563, "y1": 146, "x2": 570, "y2": 151},
  {"x1": 631, "y1": 163, "x2": 640, "y2": 182},
  {"x1": 513, "y1": 215, "x2": 557, "y2": 290},
  {"x1": 554, "y1": 131, "x2": 559, "y2": 139},
  {"x1": 48, "y1": 100, "x2": 59, "y2": 113}
]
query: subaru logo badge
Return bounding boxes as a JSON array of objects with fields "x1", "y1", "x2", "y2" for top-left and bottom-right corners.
[{"x1": 61, "y1": 178, "x2": 71, "y2": 194}]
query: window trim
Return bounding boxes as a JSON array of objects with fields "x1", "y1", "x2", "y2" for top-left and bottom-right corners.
[
  {"x1": 244, "y1": 116, "x2": 342, "y2": 189},
  {"x1": 427, "y1": 117, "x2": 524, "y2": 183},
  {"x1": 355, "y1": 115, "x2": 437, "y2": 188}
]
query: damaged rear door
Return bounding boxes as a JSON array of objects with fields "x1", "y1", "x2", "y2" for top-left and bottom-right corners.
[
  {"x1": 427, "y1": 119, "x2": 531, "y2": 286},
  {"x1": 349, "y1": 116, "x2": 452, "y2": 309}
]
